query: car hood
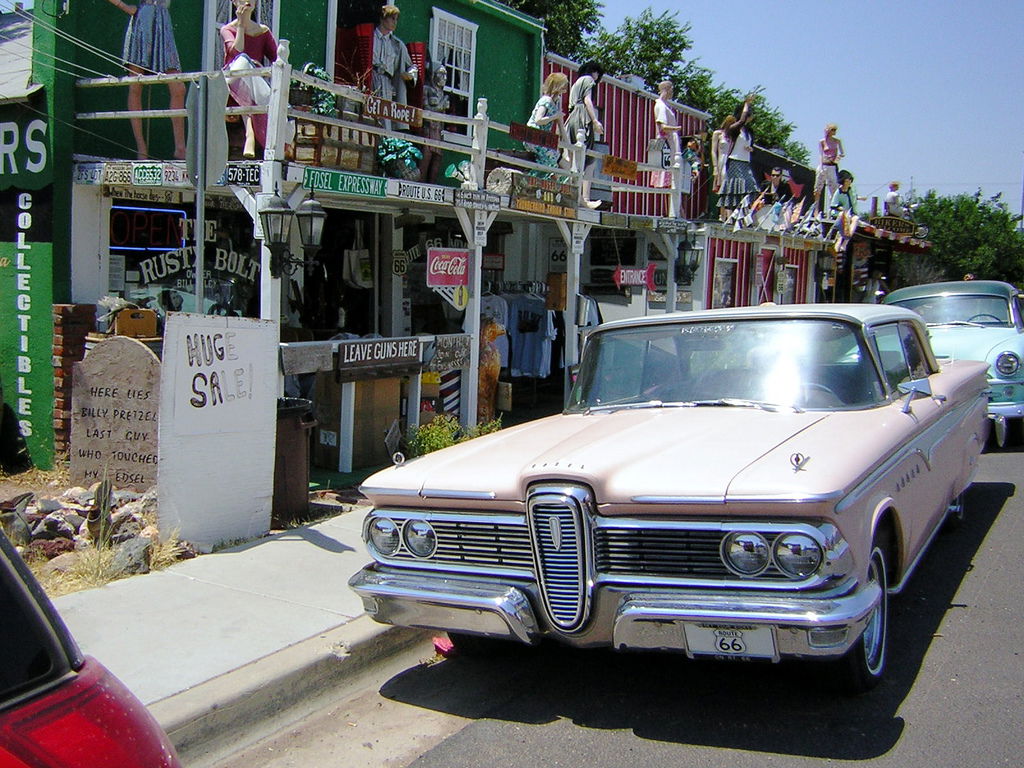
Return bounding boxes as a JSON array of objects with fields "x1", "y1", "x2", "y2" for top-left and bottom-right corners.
[
  {"x1": 926, "y1": 326, "x2": 1021, "y2": 366},
  {"x1": 362, "y1": 407, "x2": 850, "y2": 506}
]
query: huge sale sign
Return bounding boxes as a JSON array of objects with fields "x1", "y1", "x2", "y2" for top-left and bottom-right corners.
[{"x1": 426, "y1": 248, "x2": 469, "y2": 287}]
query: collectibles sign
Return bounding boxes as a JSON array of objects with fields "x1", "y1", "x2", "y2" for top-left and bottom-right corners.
[
  {"x1": 364, "y1": 95, "x2": 423, "y2": 128},
  {"x1": 510, "y1": 174, "x2": 577, "y2": 219},
  {"x1": 427, "y1": 247, "x2": 470, "y2": 310},
  {"x1": 302, "y1": 166, "x2": 387, "y2": 198},
  {"x1": 613, "y1": 263, "x2": 657, "y2": 291},
  {"x1": 0, "y1": 106, "x2": 55, "y2": 468}
]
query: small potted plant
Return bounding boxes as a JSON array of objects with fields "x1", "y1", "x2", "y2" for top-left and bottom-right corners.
[
  {"x1": 291, "y1": 63, "x2": 336, "y2": 116},
  {"x1": 378, "y1": 137, "x2": 422, "y2": 180}
]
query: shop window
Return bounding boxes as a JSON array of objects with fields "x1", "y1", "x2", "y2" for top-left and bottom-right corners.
[
  {"x1": 430, "y1": 7, "x2": 477, "y2": 137},
  {"x1": 780, "y1": 264, "x2": 798, "y2": 304},
  {"x1": 110, "y1": 201, "x2": 259, "y2": 319},
  {"x1": 712, "y1": 258, "x2": 737, "y2": 309},
  {"x1": 586, "y1": 229, "x2": 636, "y2": 292}
]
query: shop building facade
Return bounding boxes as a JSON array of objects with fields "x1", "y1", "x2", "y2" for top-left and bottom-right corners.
[{"x1": 4, "y1": 0, "x2": 850, "y2": 474}]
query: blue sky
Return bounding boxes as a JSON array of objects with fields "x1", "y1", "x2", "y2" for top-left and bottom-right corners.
[{"x1": 600, "y1": 0, "x2": 1024, "y2": 214}]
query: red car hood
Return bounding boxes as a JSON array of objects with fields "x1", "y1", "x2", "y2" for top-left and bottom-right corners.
[{"x1": 362, "y1": 408, "x2": 837, "y2": 505}]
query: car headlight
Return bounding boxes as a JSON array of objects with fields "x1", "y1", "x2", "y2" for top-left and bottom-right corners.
[
  {"x1": 773, "y1": 533, "x2": 823, "y2": 578},
  {"x1": 995, "y1": 352, "x2": 1020, "y2": 377},
  {"x1": 368, "y1": 517, "x2": 400, "y2": 555},
  {"x1": 721, "y1": 532, "x2": 770, "y2": 576},
  {"x1": 403, "y1": 520, "x2": 437, "y2": 558}
]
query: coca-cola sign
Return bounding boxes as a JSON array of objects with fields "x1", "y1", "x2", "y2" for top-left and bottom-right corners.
[{"x1": 426, "y1": 248, "x2": 470, "y2": 288}]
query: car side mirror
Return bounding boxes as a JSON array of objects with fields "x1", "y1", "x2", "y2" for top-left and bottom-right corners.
[
  {"x1": 897, "y1": 378, "x2": 945, "y2": 413},
  {"x1": 575, "y1": 295, "x2": 590, "y2": 327}
]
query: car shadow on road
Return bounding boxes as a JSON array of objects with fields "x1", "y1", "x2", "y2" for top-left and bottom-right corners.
[{"x1": 379, "y1": 481, "x2": 1014, "y2": 761}]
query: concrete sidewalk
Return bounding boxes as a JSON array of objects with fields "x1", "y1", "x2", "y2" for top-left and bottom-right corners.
[{"x1": 52, "y1": 507, "x2": 429, "y2": 765}]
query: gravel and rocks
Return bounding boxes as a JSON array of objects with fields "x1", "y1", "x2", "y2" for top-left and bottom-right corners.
[{"x1": 0, "y1": 483, "x2": 192, "y2": 581}]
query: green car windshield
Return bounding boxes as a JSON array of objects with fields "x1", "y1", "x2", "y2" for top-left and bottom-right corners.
[
  {"x1": 567, "y1": 319, "x2": 885, "y2": 412},
  {"x1": 889, "y1": 294, "x2": 1012, "y2": 327}
]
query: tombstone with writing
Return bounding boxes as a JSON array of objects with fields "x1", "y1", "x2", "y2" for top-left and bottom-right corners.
[{"x1": 70, "y1": 337, "x2": 161, "y2": 491}]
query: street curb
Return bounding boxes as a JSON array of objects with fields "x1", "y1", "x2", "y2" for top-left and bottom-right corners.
[{"x1": 149, "y1": 616, "x2": 432, "y2": 767}]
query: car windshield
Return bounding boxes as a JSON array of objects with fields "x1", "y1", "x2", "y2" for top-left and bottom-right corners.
[
  {"x1": 889, "y1": 294, "x2": 1012, "y2": 327},
  {"x1": 567, "y1": 318, "x2": 886, "y2": 412}
]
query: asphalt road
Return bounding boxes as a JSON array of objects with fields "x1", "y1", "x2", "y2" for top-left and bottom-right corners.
[{"x1": 218, "y1": 448, "x2": 1024, "y2": 768}]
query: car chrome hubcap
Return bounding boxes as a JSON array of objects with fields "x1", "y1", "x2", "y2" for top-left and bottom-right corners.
[
  {"x1": 862, "y1": 556, "x2": 885, "y2": 673},
  {"x1": 948, "y1": 493, "x2": 965, "y2": 521}
]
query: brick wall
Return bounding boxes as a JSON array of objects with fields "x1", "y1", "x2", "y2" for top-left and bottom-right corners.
[{"x1": 52, "y1": 304, "x2": 96, "y2": 455}]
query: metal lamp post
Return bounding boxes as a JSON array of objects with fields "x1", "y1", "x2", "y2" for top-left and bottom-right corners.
[
  {"x1": 258, "y1": 192, "x2": 326, "y2": 278},
  {"x1": 675, "y1": 229, "x2": 701, "y2": 286}
]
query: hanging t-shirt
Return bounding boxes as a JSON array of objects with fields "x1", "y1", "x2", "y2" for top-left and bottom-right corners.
[{"x1": 505, "y1": 294, "x2": 556, "y2": 378}]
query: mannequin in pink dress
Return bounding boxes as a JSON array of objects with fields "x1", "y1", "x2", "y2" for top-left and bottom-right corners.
[{"x1": 221, "y1": 0, "x2": 278, "y2": 158}]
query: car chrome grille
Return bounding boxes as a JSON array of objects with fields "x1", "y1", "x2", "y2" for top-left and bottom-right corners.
[
  {"x1": 596, "y1": 528, "x2": 782, "y2": 579},
  {"x1": 527, "y1": 485, "x2": 592, "y2": 632},
  {"x1": 391, "y1": 520, "x2": 533, "y2": 570}
]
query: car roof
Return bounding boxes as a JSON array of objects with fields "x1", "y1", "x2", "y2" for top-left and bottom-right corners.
[
  {"x1": 596, "y1": 303, "x2": 921, "y2": 332},
  {"x1": 884, "y1": 280, "x2": 1020, "y2": 302}
]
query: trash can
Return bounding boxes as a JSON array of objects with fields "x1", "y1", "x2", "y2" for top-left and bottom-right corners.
[{"x1": 272, "y1": 397, "x2": 317, "y2": 528}]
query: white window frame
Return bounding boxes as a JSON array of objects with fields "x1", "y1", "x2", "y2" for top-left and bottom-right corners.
[{"x1": 430, "y1": 7, "x2": 478, "y2": 123}]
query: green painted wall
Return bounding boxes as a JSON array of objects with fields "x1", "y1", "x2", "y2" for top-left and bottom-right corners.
[
  {"x1": 396, "y1": 0, "x2": 543, "y2": 148},
  {"x1": 67, "y1": 0, "x2": 543, "y2": 160},
  {"x1": 0, "y1": 100, "x2": 56, "y2": 469}
]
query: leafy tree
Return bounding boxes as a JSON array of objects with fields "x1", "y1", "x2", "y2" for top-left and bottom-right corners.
[
  {"x1": 582, "y1": 9, "x2": 694, "y2": 88},
  {"x1": 582, "y1": 9, "x2": 809, "y2": 163},
  {"x1": 505, "y1": 0, "x2": 603, "y2": 62},
  {"x1": 902, "y1": 191, "x2": 1024, "y2": 285}
]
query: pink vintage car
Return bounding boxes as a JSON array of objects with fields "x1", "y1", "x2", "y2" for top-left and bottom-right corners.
[{"x1": 350, "y1": 304, "x2": 989, "y2": 693}]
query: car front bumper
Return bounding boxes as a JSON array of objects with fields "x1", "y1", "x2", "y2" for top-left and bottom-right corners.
[
  {"x1": 349, "y1": 565, "x2": 881, "y2": 661},
  {"x1": 987, "y1": 402, "x2": 1024, "y2": 418}
]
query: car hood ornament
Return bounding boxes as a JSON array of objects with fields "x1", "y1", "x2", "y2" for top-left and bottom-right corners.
[
  {"x1": 790, "y1": 453, "x2": 810, "y2": 472},
  {"x1": 548, "y1": 515, "x2": 563, "y2": 551}
]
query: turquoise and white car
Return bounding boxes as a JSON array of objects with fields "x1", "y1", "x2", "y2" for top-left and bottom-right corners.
[{"x1": 885, "y1": 280, "x2": 1024, "y2": 445}]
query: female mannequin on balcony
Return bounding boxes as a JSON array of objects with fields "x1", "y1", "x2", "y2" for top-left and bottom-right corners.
[
  {"x1": 107, "y1": 0, "x2": 186, "y2": 160},
  {"x1": 525, "y1": 72, "x2": 569, "y2": 173},
  {"x1": 221, "y1": 0, "x2": 279, "y2": 158},
  {"x1": 565, "y1": 61, "x2": 605, "y2": 208}
]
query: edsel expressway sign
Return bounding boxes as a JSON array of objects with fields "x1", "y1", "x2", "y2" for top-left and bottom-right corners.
[{"x1": 303, "y1": 167, "x2": 387, "y2": 198}]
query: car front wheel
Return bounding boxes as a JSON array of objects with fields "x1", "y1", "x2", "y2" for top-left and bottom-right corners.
[{"x1": 833, "y1": 544, "x2": 889, "y2": 695}]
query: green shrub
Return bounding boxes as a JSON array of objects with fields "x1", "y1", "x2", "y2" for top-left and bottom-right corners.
[{"x1": 405, "y1": 414, "x2": 502, "y2": 457}]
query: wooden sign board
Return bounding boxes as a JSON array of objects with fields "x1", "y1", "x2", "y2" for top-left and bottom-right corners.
[
  {"x1": 601, "y1": 154, "x2": 638, "y2": 182},
  {"x1": 364, "y1": 94, "x2": 423, "y2": 128},
  {"x1": 869, "y1": 216, "x2": 916, "y2": 235},
  {"x1": 510, "y1": 174, "x2": 578, "y2": 219},
  {"x1": 510, "y1": 121, "x2": 558, "y2": 149}
]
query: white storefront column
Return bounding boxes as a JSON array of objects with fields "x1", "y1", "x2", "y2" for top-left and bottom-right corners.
[
  {"x1": 556, "y1": 219, "x2": 591, "y2": 373},
  {"x1": 454, "y1": 206, "x2": 496, "y2": 427}
]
